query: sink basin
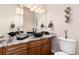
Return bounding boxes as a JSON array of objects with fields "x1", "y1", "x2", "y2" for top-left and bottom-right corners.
[
  {"x1": 27, "y1": 32, "x2": 33, "y2": 34},
  {"x1": 17, "y1": 34, "x2": 29, "y2": 40},
  {"x1": 8, "y1": 32, "x2": 16, "y2": 37},
  {"x1": 33, "y1": 32, "x2": 43, "y2": 37},
  {"x1": 42, "y1": 31, "x2": 50, "y2": 35},
  {"x1": 8, "y1": 31, "x2": 24, "y2": 37}
]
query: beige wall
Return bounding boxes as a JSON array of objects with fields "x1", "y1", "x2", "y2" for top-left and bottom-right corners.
[
  {"x1": 46, "y1": 4, "x2": 79, "y2": 54},
  {"x1": 36, "y1": 4, "x2": 79, "y2": 54}
]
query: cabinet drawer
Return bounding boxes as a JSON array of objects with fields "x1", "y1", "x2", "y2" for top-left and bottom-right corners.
[
  {"x1": 0, "y1": 48, "x2": 3, "y2": 54},
  {"x1": 6, "y1": 44, "x2": 20, "y2": 52},
  {"x1": 20, "y1": 43, "x2": 28, "y2": 49},
  {"x1": 29, "y1": 40, "x2": 41, "y2": 48},
  {"x1": 6, "y1": 43, "x2": 28, "y2": 54},
  {"x1": 42, "y1": 38, "x2": 51, "y2": 44},
  {"x1": 8, "y1": 49, "x2": 28, "y2": 55}
]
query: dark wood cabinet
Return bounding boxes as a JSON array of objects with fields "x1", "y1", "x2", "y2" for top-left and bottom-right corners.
[
  {"x1": 0, "y1": 37, "x2": 52, "y2": 55},
  {"x1": 29, "y1": 38, "x2": 51, "y2": 55},
  {"x1": 9, "y1": 49, "x2": 28, "y2": 55},
  {"x1": 29, "y1": 46, "x2": 41, "y2": 55},
  {"x1": 4, "y1": 43, "x2": 28, "y2": 55},
  {"x1": 0, "y1": 48, "x2": 3, "y2": 55},
  {"x1": 41, "y1": 42, "x2": 51, "y2": 55},
  {"x1": 29, "y1": 40, "x2": 41, "y2": 55},
  {"x1": 41, "y1": 38, "x2": 51, "y2": 55}
]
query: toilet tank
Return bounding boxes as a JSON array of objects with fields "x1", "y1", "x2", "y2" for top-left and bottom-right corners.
[{"x1": 59, "y1": 37, "x2": 77, "y2": 55}]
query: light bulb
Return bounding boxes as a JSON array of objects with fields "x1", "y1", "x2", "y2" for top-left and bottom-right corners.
[
  {"x1": 30, "y1": 5, "x2": 38, "y2": 11},
  {"x1": 16, "y1": 6, "x2": 20, "y2": 14},
  {"x1": 20, "y1": 8, "x2": 23, "y2": 15},
  {"x1": 25, "y1": 4, "x2": 34, "y2": 8},
  {"x1": 35, "y1": 7, "x2": 41, "y2": 13},
  {"x1": 39, "y1": 9, "x2": 44, "y2": 13},
  {"x1": 28, "y1": 4, "x2": 34, "y2": 8}
]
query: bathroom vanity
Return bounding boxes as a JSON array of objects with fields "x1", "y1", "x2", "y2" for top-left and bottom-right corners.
[
  {"x1": 29, "y1": 38, "x2": 51, "y2": 55},
  {"x1": 0, "y1": 5, "x2": 56, "y2": 55},
  {"x1": 0, "y1": 34, "x2": 55, "y2": 55}
]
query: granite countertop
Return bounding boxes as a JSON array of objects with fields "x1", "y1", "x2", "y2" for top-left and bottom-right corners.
[{"x1": 0, "y1": 33, "x2": 56, "y2": 48}]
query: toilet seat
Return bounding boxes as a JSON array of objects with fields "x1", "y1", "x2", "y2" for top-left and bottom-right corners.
[{"x1": 55, "y1": 51, "x2": 69, "y2": 55}]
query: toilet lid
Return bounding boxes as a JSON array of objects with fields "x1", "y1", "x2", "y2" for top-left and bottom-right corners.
[{"x1": 55, "y1": 51, "x2": 69, "y2": 55}]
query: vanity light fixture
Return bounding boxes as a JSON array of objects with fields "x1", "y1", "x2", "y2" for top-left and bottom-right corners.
[
  {"x1": 30, "y1": 5, "x2": 38, "y2": 11},
  {"x1": 20, "y1": 7, "x2": 23, "y2": 15},
  {"x1": 26, "y1": 4, "x2": 34, "y2": 8},
  {"x1": 38, "y1": 9, "x2": 44, "y2": 13},
  {"x1": 16, "y1": 5, "x2": 23, "y2": 15},
  {"x1": 16, "y1": 5, "x2": 20, "y2": 14},
  {"x1": 26, "y1": 4, "x2": 45, "y2": 13},
  {"x1": 37, "y1": 8, "x2": 44, "y2": 14},
  {"x1": 35, "y1": 7, "x2": 41, "y2": 13}
]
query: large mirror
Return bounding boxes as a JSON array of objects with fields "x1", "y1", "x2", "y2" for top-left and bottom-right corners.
[
  {"x1": 0, "y1": 4, "x2": 36, "y2": 36},
  {"x1": 0, "y1": 4, "x2": 46, "y2": 37},
  {"x1": 0, "y1": 5, "x2": 23, "y2": 36}
]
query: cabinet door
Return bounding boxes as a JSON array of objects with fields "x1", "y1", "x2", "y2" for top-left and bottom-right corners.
[
  {"x1": 41, "y1": 38, "x2": 51, "y2": 55},
  {"x1": 29, "y1": 46, "x2": 41, "y2": 55},
  {"x1": 41, "y1": 43, "x2": 51, "y2": 55},
  {"x1": 29, "y1": 40, "x2": 41, "y2": 55},
  {"x1": 36, "y1": 46, "x2": 41, "y2": 55},
  {"x1": 29, "y1": 47, "x2": 37, "y2": 55},
  {"x1": 0, "y1": 48, "x2": 3, "y2": 55},
  {"x1": 5, "y1": 43, "x2": 28, "y2": 55}
]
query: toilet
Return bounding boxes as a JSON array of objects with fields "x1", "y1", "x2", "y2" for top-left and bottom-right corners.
[{"x1": 55, "y1": 37, "x2": 77, "y2": 55}]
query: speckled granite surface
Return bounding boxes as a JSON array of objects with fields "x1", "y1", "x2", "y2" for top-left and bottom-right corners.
[{"x1": 0, "y1": 34, "x2": 56, "y2": 47}]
